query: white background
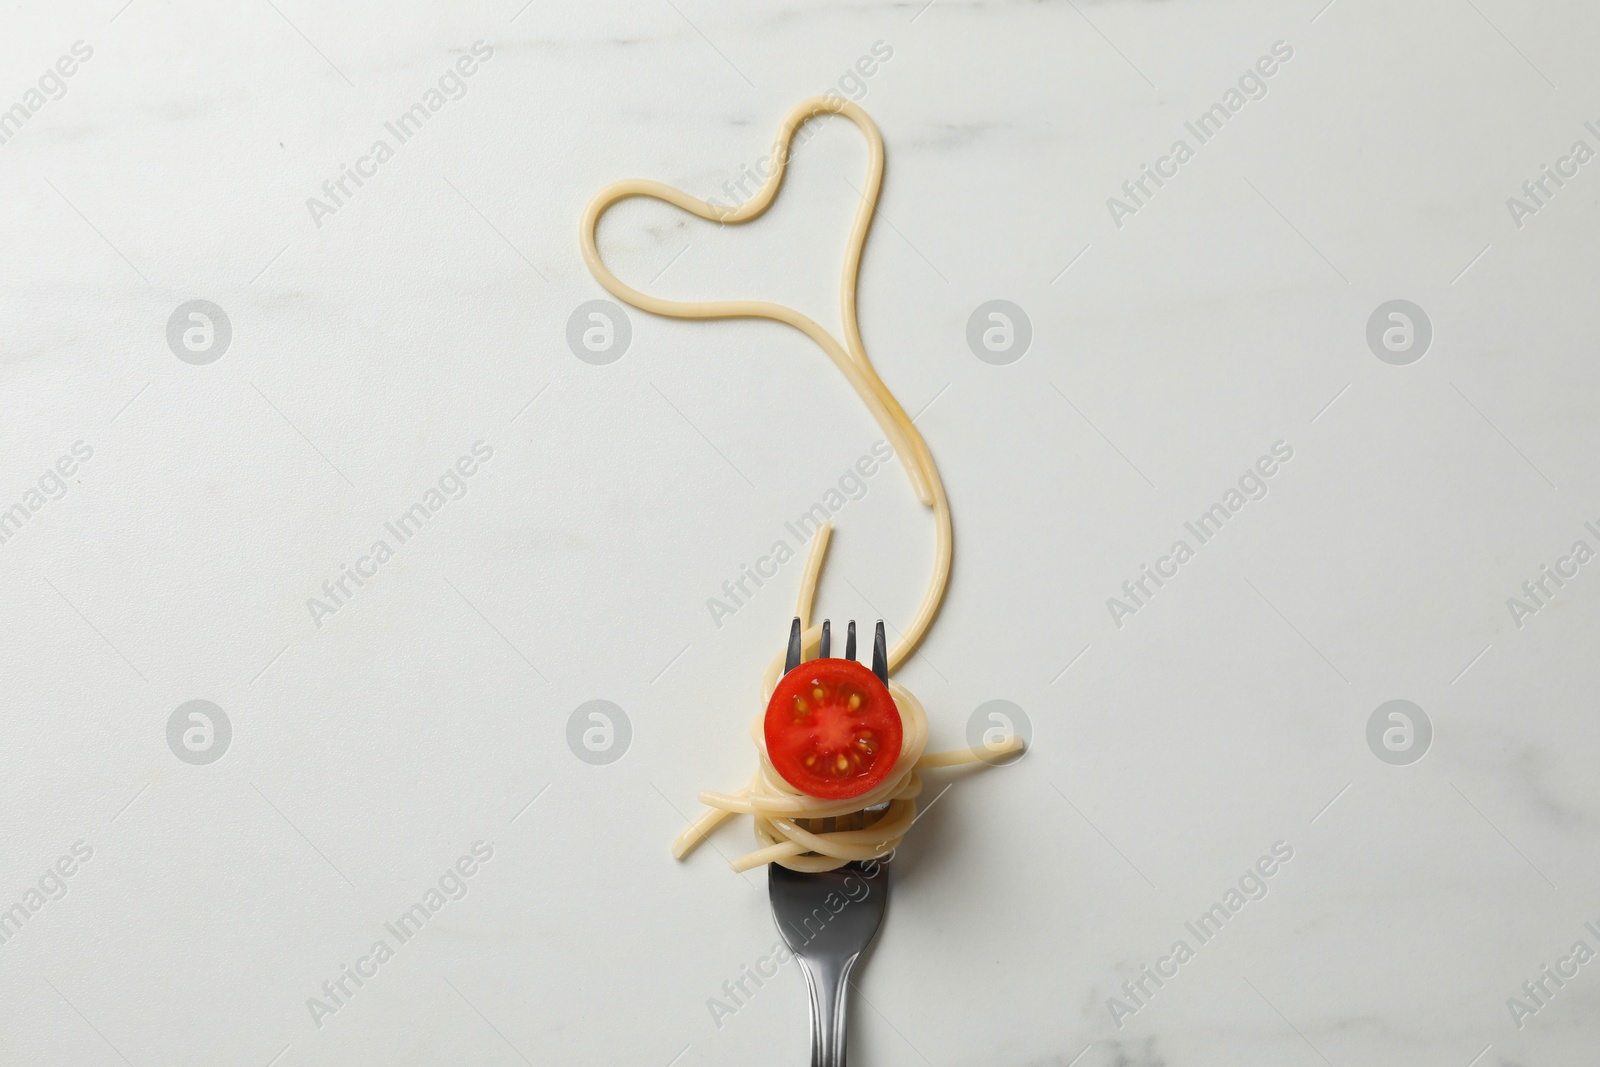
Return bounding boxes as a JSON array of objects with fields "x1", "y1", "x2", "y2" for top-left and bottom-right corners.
[{"x1": 1, "y1": 1, "x2": 1598, "y2": 1065}]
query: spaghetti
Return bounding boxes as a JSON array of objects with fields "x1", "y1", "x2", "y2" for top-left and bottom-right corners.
[{"x1": 580, "y1": 96, "x2": 1021, "y2": 872}]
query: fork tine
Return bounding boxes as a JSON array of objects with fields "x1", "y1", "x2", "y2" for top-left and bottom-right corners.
[
  {"x1": 871, "y1": 621, "x2": 887, "y2": 683},
  {"x1": 845, "y1": 620, "x2": 857, "y2": 661},
  {"x1": 785, "y1": 616, "x2": 802, "y2": 674},
  {"x1": 820, "y1": 619, "x2": 831, "y2": 659}
]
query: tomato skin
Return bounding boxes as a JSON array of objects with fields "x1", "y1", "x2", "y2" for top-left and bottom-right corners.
[{"x1": 764, "y1": 658, "x2": 903, "y2": 800}]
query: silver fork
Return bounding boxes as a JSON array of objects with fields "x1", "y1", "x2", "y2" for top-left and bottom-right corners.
[{"x1": 768, "y1": 617, "x2": 892, "y2": 1067}]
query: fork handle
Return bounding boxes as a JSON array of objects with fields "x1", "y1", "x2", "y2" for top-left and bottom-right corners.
[{"x1": 798, "y1": 954, "x2": 857, "y2": 1067}]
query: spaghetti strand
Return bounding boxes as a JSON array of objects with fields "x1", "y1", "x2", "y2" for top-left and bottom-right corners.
[{"x1": 583, "y1": 97, "x2": 1015, "y2": 871}]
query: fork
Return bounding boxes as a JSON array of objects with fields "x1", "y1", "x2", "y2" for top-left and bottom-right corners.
[{"x1": 769, "y1": 616, "x2": 891, "y2": 1067}]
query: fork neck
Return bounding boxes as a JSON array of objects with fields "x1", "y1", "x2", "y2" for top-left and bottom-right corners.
[{"x1": 796, "y1": 952, "x2": 858, "y2": 1067}]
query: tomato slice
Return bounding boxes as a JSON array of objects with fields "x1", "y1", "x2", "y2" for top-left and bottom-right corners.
[{"x1": 764, "y1": 657, "x2": 903, "y2": 800}]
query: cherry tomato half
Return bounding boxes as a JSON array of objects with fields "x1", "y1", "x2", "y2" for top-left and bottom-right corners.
[{"x1": 764, "y1": 658, "x2": 903, "y2": 800}]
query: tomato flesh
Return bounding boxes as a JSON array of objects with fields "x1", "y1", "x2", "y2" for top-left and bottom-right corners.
[{"x1": 764, "y1": 658, "x2": 902, "y2": 800}]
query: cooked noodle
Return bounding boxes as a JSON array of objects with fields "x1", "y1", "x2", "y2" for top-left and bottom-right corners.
[{"x1": 580, "y1": 96, "x2": 1021, "y2": 871}]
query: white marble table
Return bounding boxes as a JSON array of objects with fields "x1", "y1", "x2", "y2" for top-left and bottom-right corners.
[{"x1": 1, "y1": 0, "x2": 1598, "y2": 1064}]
